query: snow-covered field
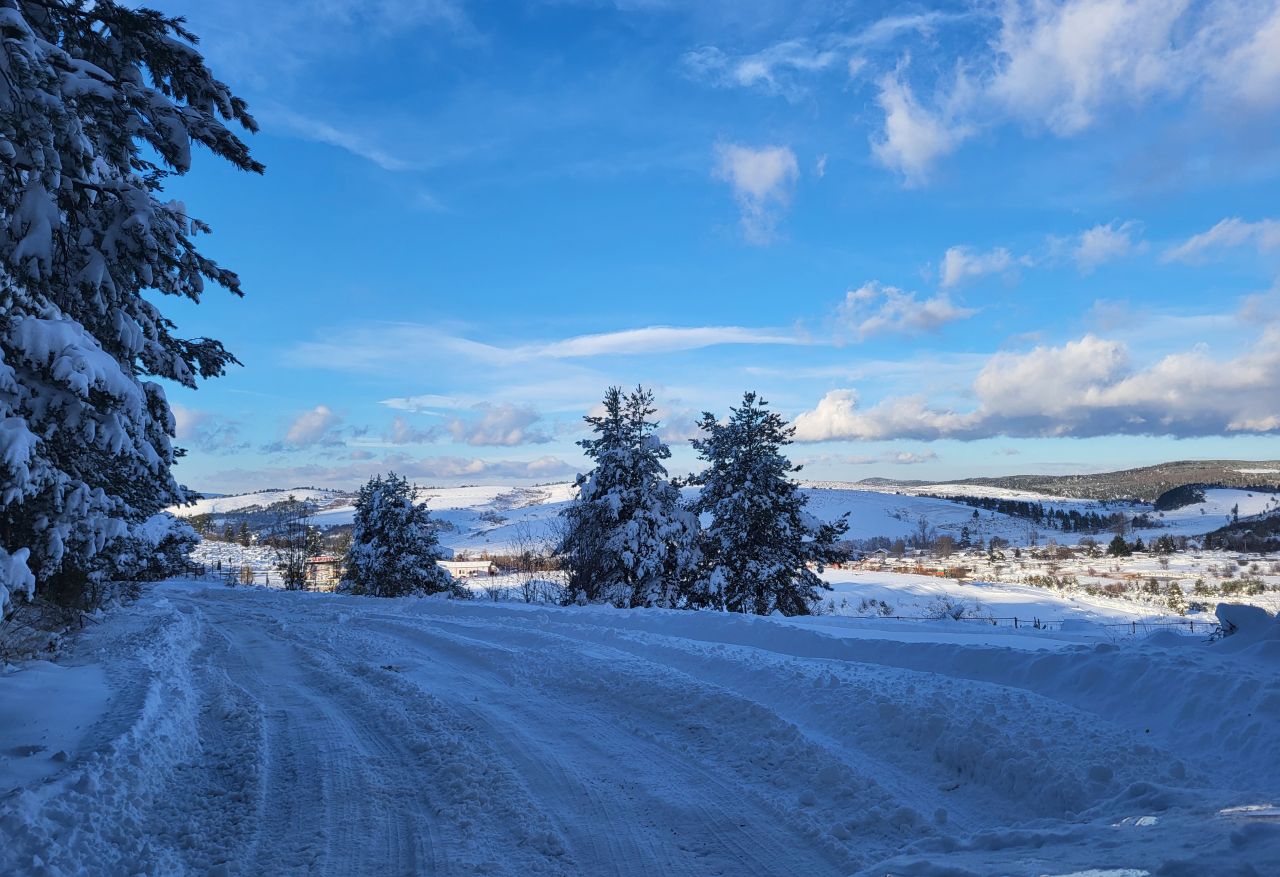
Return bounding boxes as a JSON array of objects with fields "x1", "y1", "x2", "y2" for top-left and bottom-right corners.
[
  {"x1": 2, "y1": 580, "x2": 1278, "y2": 876},
  {"x1": 173, "y1": 482, "x2": 1280, "y2": 557}
]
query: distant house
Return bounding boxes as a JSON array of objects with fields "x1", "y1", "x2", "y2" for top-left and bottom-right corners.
[
  {"x1": 859, "y1": 548, "x2": 890, "y2": 569},
  {"x1": 438, "y1": 559, "x2": 498, "y2": 578},
  {"x1": 304, "y1": 555, "x2": 343, "y2": 591}
]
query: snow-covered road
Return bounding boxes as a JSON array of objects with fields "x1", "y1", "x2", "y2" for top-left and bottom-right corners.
[{"x1": 3, "y1": 583, "x2": 1278, "y2": 876}]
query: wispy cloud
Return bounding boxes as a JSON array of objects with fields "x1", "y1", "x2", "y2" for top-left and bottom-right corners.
[
  {"x1": 1163, "y1": 217, "x2": 1280, "y2": 263},
  {"x1": 172, "y1": 405, "x2": 248, "y2": 454},
  {"x1": 939, "y1": 245, "x2": 1028, "y2": 288},
  {"x1": 262, "y1": 405, "x2": 352, "y2": 452},
  {"x1": 288, "y1": 322, "x2": 806, "y2": 374},
  {"x1": 207, "y1": 454, "x2": 576, "y2": 493},
  {"x1": 713, "y1": 143, "x2": 800, "y2": 244},
  {"x1": 837, "y1": 282, "x2": 976, "y2": 339},
  {"x1": 682, "y1": 11, "x2": 970, "y2": 99},
  {"x1": 384, "y1": 416, "x2": 442, "y2": 445},
  {"x1": 870, "y1": 66, "x2": 974, "y2": 186},
  {"x1": 801, "y1": 449, "x2": 938, "y2": 467},
  {"x1": 865, "y1": 1, "x2": 1280, "y2": 183},
  {"x1": 268, "y1": 108, "x2": 418, "y2": 171},
  {"x1": 527, "y1": 325, "x2": 803, "y2": 358},
  {"x1": 1073, "y1": 220, "x2": 1144, "y2": 273},
  {"x1": 445, "y1": 403, "x2": 553, "y2": 446}
]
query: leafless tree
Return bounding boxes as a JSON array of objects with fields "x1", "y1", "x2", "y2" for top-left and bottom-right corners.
[{"x1": 271, "y1": 496, "x2": 322, "y2": 590}]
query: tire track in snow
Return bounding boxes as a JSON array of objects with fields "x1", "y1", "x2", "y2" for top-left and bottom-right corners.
[
  {"x1": 180, "y1": 594, "x2": 574, "y2": 877},
  {"x1": 8, "y1": 586, "x2": 1278, "y2": 876},
  {"x1": 348, "y1": 615, "x2": 857, "y2": 876}
]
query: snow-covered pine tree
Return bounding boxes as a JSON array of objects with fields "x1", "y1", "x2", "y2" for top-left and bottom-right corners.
[
  {"x1": 343, "y1": 473, "x2": 457, "y2": 598},
  {"x1": 559, "y1": 386, "x2": 699, "y2": 608},
  {"x1": 0, "y1": 1, "x2": 261, "y2": 613},
  {"x1": 689, "y1": 391, "x2": 848, "y2": 616}
]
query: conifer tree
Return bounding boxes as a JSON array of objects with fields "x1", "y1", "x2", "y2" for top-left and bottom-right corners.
[
  {"x1": 0, "y1": 1, "x2": 261, "y2": 612},
  {"x1": 559, "y1": 386, "x2": 699, "y2": 607},
  {"x1": 1107, "y1": 534, "x2": 1132, "y2": 557},
  {"x1": 343, "y1": 473, "x2": 455, "y2": 598},
  {"x1": 689, "y1": 392, "x2": 847, "y2": 616}
]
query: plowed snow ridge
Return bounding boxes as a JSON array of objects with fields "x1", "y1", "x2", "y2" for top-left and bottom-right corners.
[{"x1": 2, "y1": 582, "x2": 1278, "y2": 876}]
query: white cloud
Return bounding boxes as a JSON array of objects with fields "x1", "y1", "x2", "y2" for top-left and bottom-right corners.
[
  {"x1": 1208, "y1": 3, "x2": 1280, "y2": 108},
  {"x1": 380, "y1": 393, "x2": 479, "y2": 413},
  {"x1": 887, "y1": 450, "x2": 938, "y2": 465},
  {"x1": 793, "y1": 328, "x2": 1280, "y2": 441},
  {"x1": 171, "y1": 404, "x2": 246, "y2": 454},
  {"x1": 867, "y1": 1, "x2": 1280, "y2": 182},
  {"x1": 871, "y1": 70, "x2": 972, "y2": 185},
  {"x1": 1163, "y1": 217, "x2": 1280, "y2": 263},
  {"x1": 292, "y1": 323, "x2": 804, "y2": 376},
  {"x1": 838, "y1": 281, "x2": 976, "y2": 339},
  {"x1": 268, "y1": 108, "x2": 417, "y2": 172},
  {"x1": 940, "y1": 245, "x2": 1025, "y2": 287},
  {"x1": 683, "y1": 41, "x2": 838, "y2": 97},
  {"x1": 987, "y1": 0, "x2": 1192, "y2": 136},
  {"x1": 793, "y1": 388, "x2": 973, "y2": 442},
  {"x1": 281, "y1": 405, "x2": 345, "y2": 448},
  {"x1": 799, "y1": 449, "x2": 938, "y2": 467},
  {"x1": 529, "y1": 325, "x2": 802, "y2": 358},
  {"x1": 1074, "y1": 220, "x2": 1143, "y2": 273},
  {"x1": 385, "y1": 416, "x2": 441, "y2": 445},
  {"x1": 713, "y1": 143, "x2": 800, "y2": 244},
  {"x1": 682, "y1": 12, "x2": 965, "y2": 98},
  {"x1": 446, "y1": 403, "x2": 552, "y2": 447},
  {"x1": 207, "y1": 454, "x2": 576, "y2": 493}
]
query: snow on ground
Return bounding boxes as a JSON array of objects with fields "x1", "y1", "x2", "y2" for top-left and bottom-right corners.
[
  {"x1": 1151, "y1": 488, "x2": 1280, "y2": 535},
  {"x1": 2, "y1": 582, "x2": 1278, "y2": 876},
  {"x1": 173, "y1": 488, "x2": 349, "y2": 517},
  {"x1": 819, "y1": 570, "x2": 1175, "y2": 626},
  {"x1": 0, "y1": 661, "x2": 109, "y2": 789},
  {"x1": 810, "y1": 484, "x2": 1280, "y2": 546},
  {"x1": 173, "y1": 482, "x2": 1280, "y2": 558}
]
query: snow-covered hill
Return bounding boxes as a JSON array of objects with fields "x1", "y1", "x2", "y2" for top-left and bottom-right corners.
[
  {"x1": 173, "y1": 482, "x2": 1280, "y2": 557},
  {"x1": 176, "y1": 487, "x2": 351, "y2": 517}
]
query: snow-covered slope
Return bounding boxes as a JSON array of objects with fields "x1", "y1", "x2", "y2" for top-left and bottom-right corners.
[
  {"x1": 175, "y1": 488, "x2": 349, "y2": 516},
  {"x1": 2, "y1": 583, "x2": 1276, "y2": 875},
  {"x1": 175, "y1": 482, "x2": 1280, "y2": 557},
  {"x1": 1151, "y1": 487, "x2": 1280, "y2": 534}
]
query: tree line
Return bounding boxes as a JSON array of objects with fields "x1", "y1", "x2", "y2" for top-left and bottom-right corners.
[
  {"x1": 932, "y1": 495, "x2": 1147, "y2": 534},
  {"x1": 342, "y1": 387, "x2": 848, "y2": 616}
]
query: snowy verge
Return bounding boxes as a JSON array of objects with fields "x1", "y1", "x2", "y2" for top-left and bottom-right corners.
[{"x1": 0, "y1": 597, "x2": 212, "y2": 875}]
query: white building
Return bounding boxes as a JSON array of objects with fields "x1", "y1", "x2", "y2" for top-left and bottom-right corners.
[{"x1": 438, "y1": 559, "x2": 498, "y2": 578}]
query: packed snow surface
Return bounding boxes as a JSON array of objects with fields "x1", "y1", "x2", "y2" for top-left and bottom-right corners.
[{"x1": 2, "y1": 582, "x2": 1277, "y2": 875}]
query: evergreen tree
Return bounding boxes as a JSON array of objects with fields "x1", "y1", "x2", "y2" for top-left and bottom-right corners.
[
  {"x1": 0, "y1": 1, "x2": 261, "y2": 613},
  {"x1": 343, "y1": 473, "x2": 455, "y2": 598},
  {"x1": 1107, "y1": 534, "x2": 1132, "y2": 557},
  {"x1": 559, "y1": 386, "x2": 699, "y2": 607},
  {"x1": 689, "y1": 392, "x2": 848, "y2": 616}
]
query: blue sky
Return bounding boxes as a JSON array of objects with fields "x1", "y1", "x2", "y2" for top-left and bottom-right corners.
[{"x1": 153, "y1": 0, "x2": 1280, "y2": 492}]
